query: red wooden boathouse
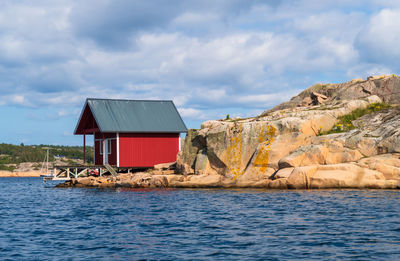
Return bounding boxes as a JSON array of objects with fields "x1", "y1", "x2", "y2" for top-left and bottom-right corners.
[{"x1": 74, "y1": 98, "x2": 187, "y2": 168}]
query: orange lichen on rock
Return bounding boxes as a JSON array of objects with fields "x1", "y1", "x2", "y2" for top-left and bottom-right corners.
[
  {"x1": 226, "y1": 124, "x2": 244, "y2": 180},
  {"x1": 253, "y1": 125, "x2": 276, "y2": 173},
  {"x1": 227, "y1": 124, "x2": 277, "y2": 180}
]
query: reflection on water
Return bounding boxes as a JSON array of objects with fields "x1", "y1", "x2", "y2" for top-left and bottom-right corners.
[{"x1": 0, "y1": 177, "x2": 399, "y2": 260}]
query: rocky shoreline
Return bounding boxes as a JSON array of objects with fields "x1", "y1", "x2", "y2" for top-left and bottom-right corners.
[
  {"x1": 57, "y1": 153, "x2": 400, "y2": 189},
  {"x1": 0, "y1": 171, "x2": 43, "y2": 177},
  {"x1": 57, "y1": 166, "x2": 400, "y2": 189},
  {"x1": 59, "y1": 75, "x2": 400, "y2": 189}
]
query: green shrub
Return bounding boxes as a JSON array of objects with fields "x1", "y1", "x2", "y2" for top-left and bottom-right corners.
[
  {"x1": 0, "y1": 164, "x2": 15, "y2": 171},
  {"x1": 0, "y1": 155, "x2": 12, "y2": 164},
  {"x1": 0, "y1": 144, "x2": 94, "y2": 164},
  {"x1": 322, "y1": 102, "x2": 390, "y2": 135}
]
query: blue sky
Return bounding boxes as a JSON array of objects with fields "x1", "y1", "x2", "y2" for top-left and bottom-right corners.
[{"x1": 1, "y1": 0, "x2": 400, "y2": 145}]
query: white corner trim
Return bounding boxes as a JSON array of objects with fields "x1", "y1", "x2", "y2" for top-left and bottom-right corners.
[
  {"x1": 103, "y1": 139, "x2": 106, "y2": 164},
  {"x1": 117, "y1": 133, "x2": 120, "y2": 167}
]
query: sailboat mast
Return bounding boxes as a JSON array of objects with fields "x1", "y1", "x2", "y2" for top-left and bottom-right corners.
[{"x1": 46, "y1": 149, "x2": 49, "y2": 173}]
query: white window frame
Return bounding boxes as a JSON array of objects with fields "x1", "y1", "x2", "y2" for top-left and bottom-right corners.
[
  {"x1": 95, "y1": 137, "x2": 116, "y2": 163},
  {"x1": 107, "y1": 139, "x2": 112, "y2": 155}
]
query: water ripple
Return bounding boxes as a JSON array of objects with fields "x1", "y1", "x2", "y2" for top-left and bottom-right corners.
[{"x1": 0, "y1": 178, "x2": 400, "y2": 260}]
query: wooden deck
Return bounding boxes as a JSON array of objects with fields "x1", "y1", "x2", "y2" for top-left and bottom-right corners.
[{"x1": 42, "y1": 164, "x2": 133, "y2": 182}]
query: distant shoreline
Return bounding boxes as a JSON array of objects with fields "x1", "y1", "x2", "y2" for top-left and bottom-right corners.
[{"x1": 0, "y1": 171, "x2": 43, "y2": 177}]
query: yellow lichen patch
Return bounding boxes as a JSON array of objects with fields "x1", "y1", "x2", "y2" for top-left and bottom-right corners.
[
  {"x1": 253, "y1": 125, "x2": 276, "y2": 174},
  {"x1": 226, "y1": 124, "x2": 244, "y2": 180},
  {"x1": 227, "y1": 124, "x2": 277, "y2": 180}
]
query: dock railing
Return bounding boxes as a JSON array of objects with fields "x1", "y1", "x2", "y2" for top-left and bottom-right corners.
[{"x1": 43, "y1": 165, "x2": 117, "y2": 182}]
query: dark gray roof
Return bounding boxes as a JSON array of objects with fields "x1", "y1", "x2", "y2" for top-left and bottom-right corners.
[{"x1": 77, "y1": 98, "x2": 187, "y2": 133}]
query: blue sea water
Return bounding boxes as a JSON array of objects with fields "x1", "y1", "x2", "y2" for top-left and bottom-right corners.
[{"x1": 0, "y1": 178, "x2": 400, "y2": 260}]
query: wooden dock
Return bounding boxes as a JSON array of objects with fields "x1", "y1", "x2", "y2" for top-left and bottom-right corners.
[{"x1": 42, "y1": 164, "x2": 134, "y2": 183}]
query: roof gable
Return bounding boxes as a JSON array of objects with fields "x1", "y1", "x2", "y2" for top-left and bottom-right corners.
[{"x1": 74, "y1": 98, "x2": 187, "y2": 134}]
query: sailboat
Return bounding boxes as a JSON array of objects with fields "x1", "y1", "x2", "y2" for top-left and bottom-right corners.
[{"x1": 40, "y1": 148, "x2": 53, "y2": 178}]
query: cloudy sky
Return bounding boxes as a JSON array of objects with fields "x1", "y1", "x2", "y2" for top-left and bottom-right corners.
[{"x1": 0, "y1": 0, "x2": 400, "y2": 145}]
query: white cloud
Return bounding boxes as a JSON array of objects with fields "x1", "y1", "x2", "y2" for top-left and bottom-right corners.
[
  {"x1": 0, "y1": 0, "x2": 400, "y2": 145},
  {"x1": 356, "y1": 9, "x2": 400, "y2": 64},
  {"x1": 172, "y1": 12, "x2": 219, "y2": 25},
  {"x1": 172, "y1": 95, "x2": 188, "y2": 107},
  {"x1": 57, "y1": 110, "x2": 69, "y2": 117},
  {"x1": 293, "y1": 11, "x2": 365, "y2": 39},
  {"x1": 63, "y1": 131, "x2": 73, "y2": 136},
  {"x1": 237, "y1": 91, "x2": 299, "y2": 105},
  {"x1": 10, "y1": 95, "x2": 25, "y2": 104},
  {"x1": 178, "y1": 107, "x2": 206, "y2": 119},
  {"x1": 347, "y1": 64, "x2": 394, "y2": 79}
]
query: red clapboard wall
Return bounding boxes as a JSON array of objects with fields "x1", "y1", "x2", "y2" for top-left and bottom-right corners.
[{"x1": 118, "y1": 133, "x2": 179, "y2": 167}]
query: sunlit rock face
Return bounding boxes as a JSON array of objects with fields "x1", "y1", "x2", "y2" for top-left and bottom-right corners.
[
  {"x1": 176, "y1": 75, "x2": 400, "y2": 188},
  {"x1": 59, "y1": 75, "x2": 400, "y2": 189}
]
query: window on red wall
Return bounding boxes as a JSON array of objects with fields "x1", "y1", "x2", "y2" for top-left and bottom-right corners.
[
  {"x1": 99, "y1": 141, "x2": 103, "y2": 155},
  {"x1": 108, "y1": 140, "x2": 112, "y2": 155}
]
